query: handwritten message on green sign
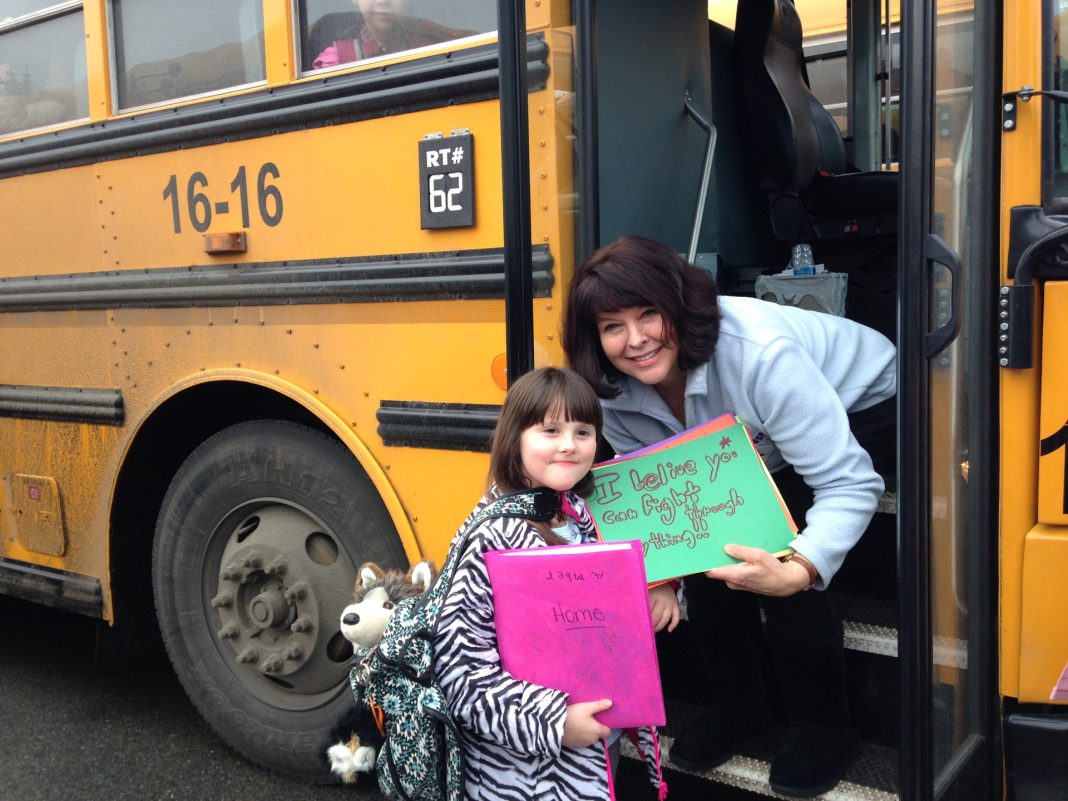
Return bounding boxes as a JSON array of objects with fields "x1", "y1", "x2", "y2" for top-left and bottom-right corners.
[{"x1": 583, "y1": 416, "x2": 796, "y2": 584}]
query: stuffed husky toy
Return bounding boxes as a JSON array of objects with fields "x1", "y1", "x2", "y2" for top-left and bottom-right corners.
[{"x1": 324, "y1": 560, "x2": 436, "y2": 783}]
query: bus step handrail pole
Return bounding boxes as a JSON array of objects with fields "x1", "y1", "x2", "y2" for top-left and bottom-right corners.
[
  {"x1": 499, "y1": 0, "x2": 535, "y2": 386},
  {"x1": 683, "y1": 92, "x2": 717, "y2": 267}
]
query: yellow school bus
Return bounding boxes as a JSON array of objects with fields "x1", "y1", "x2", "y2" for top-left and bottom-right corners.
[{"x1": 1, "y1": 0, "x2": 1067, "y2": 799}]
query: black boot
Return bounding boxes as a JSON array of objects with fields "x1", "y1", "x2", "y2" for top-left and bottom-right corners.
[
  {"x1": 769, "y1": 722, "x2": 861, "y2": 797},
  {"x1": 669, "y1": 576, "x2": 768, "y2": 771},
  {"x1": 764, "y1": 595, "x2": 861, "y2": 797},
  {"x1": 669, "y1": 708, "x2": 767, "y2": 771}
]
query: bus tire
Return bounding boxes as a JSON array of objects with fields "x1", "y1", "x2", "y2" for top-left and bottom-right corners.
[{"x1": 152, "y1": 419, "x2": 404, "y2": 780}]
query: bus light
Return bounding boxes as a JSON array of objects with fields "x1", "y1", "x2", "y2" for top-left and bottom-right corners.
[
  {"x1": 203, "y1": 232, "x2": 247, "y2": 254},
  {"x1": 491, "y1": 353, "x2": 508, "y2": 391}
]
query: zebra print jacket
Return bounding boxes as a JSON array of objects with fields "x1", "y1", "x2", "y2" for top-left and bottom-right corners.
[{"x1": 433, "y1": 488, "x2": 667, "y2": 801}]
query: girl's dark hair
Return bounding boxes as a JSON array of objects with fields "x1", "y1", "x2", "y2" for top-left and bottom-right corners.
[
  {"x1": 488, "y1": 366, "x2": 602, "y2": 505},
  {"x1": 562, "y1": 235, "x2": 721, "y2": 398}
]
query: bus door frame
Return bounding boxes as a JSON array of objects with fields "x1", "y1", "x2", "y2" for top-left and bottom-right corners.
[{"x1": 898, "y1": 0, "x2": 1001, "y2": 798}]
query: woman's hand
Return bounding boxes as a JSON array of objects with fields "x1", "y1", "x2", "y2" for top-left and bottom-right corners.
[
  {"x1": 563, "y1": 699, "x2": 613, "y2": 748},
  {"x1": 703, "y1": 544, "x2": 814, "y2": 597},
  {"x1": 648, "y1": 584, "x2": 680, "y2": 632}
]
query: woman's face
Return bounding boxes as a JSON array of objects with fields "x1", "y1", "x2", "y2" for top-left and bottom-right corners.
[
  {"x1": 519, "y1": 411, "x2": 597, "y2": 492},
  {"x1": 595, "y1": 306, "x2": 681, "y2": 386}
]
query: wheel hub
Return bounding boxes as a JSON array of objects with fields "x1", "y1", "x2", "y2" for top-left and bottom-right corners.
[{"x1": 209, "y1": 503, "x2": 351, "y2": 692}]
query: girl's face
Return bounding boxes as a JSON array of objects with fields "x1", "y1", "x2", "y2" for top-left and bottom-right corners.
[
  {"x1": 519, "y1": 409, "x2": 597, "y2": 492},
  {"x1": 595, "y1": 306, "x2": 681, "y2": 386},
  {"x1": 355, "y1": 0, "x2": 409, "y2": 34}
]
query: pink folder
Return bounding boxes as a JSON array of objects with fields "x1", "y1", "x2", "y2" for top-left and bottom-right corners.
[
  {"x1": 1051, "y1": 660, "x2": 1068, "y2": 701},
  {"x1": 485, "y1": 540, "x2": 665, "y2": 729}
]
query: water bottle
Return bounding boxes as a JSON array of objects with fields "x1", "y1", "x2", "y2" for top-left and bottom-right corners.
[{"x1": 790, "y1": 243, "x2": 815, "y2": 275}]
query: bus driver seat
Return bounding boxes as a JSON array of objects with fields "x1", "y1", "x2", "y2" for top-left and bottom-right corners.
[{"x1": 731, "y1": 0, "x2": 898, "y2": 243}]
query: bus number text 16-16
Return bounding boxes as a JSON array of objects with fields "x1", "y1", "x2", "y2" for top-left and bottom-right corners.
[{"x1": 162, "y1": 163, "x2": 284, "y2": 234}]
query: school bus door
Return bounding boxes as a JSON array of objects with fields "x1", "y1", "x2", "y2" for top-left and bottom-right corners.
[{"x1": 898, "y1": 0, "x2": 999, "y2": 798}]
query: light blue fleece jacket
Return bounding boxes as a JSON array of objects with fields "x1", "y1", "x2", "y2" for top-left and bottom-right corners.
[{"x1": 600, "y1": 295, "x2": 896, "y2": 588}]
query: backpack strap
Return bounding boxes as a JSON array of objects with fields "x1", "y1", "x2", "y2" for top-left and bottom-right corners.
[
  {"x1": 377, "y1": 488, "x2": 561, "y2": 681},
  {"x1": 426, "y1": 487, "x2": 560, "y2": 600}
]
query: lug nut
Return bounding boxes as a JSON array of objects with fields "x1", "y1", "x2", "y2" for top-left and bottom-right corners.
[
  {"x1": 243, "y1": 554, "x2": 262, "y2": 569},
  {"x1": 210, "y1": 591, "x2": 234, "y2": 608},
  {"x1": 237, "y1": 647, "x2": 258, "y2": 664},
  {"x1": 284, "y1": 581, "x2": 308, "y2": 601},
  {"x1": 283, "y1": 644, "x2": 304, "y2": 661},
  {"x1": 221, "y1": 564, "x2": 242, "y2": 581},
  {"x1": 262, "y1": 655, "x2": 283, "y2": 673},
  {"x1": 290, "y1": 617, "x2": 313, "y2": 633},
  {"x1": 217, "y1": 622, "x2": 240, "y2": 639},
  {"x1": 265, "y1": 557, "x2": 287, "y2": 576}
]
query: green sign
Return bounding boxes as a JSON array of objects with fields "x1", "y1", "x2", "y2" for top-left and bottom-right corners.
[{"x1": 583, "y1": 414, "x2": 796, "y2": 584}]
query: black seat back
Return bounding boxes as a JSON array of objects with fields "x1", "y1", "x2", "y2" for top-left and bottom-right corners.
[{"x1": 733, "y1": 0, "x2": 846, "y2": 192}]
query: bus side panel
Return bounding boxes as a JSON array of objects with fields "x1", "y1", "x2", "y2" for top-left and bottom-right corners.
[
  {"x1": 1019, "y1": 281, "x2": 1068, "y2": 701},
  {"x1": 0, "y1": 166, "x2": 104, "y2": 274},
  {"x1": 0, "y1": 66, "x2": 574, "y2": 598}
]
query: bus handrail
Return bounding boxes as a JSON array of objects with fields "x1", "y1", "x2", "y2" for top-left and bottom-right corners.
[{"x1": 683, "y1": 92, "x2": 717, "y2": 269}]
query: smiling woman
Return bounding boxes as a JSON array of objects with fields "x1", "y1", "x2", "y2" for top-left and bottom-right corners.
[{"x1": 563, "y1": 235, "x2": 896, "y2": 796}]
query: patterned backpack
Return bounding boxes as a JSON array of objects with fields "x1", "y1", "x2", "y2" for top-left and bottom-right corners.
[{"x1": 349, "y1": 488, "x2": 559, "y2": 801}]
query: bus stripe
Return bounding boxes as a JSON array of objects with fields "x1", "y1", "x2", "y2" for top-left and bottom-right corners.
[
  {"x1": 0, "y1": 385, "x2": 125, "y2": 425},
  {"x1": 377, "y1": 401, "x2": 499, "y2": 452},
  {"x1": 0, "y1": 558, "x2": 103, "y2": 617},
  {"x1": 0, "y1": 248, "x2": 554, "y2": 312},
  {"x1": 0, "y1": 37, "x2": 550, "y2": 177}
]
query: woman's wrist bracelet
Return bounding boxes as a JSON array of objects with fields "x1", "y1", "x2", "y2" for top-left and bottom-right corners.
[{"x1": 781, "y1": 552, "x2": 818, "y2": 590}]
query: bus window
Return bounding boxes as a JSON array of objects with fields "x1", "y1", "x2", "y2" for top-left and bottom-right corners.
[
  {"x1": 0, "y1": 3, "x2": 88, "y2": 136},
  {"x1": 298, "y1": 0, "x2": 496, "y2": 73},
  {"x1": 111, "y1": 0, "x2": 265, "y2": 110},
  {"x1": 1052, "y1": 3, "x2": 1068, "y2": 203},
  {"x1": 804, "y1": 42, "x2": 848, "y2": 136}
]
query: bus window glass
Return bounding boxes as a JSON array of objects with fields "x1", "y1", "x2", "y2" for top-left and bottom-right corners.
[
  {"x1": 1052, "y1": 1, "x2": 1068, "y2": 201},
  {"x1": 798, "y1": 0, "x2": 848, "y2": 135},
  {"x1": 112, "y1": 0, "x2": 265, "y2": 110},
  {"x1": 0, "y1": 8, "x2": 87, "y2": 136},
  {"x1": 299, "y1": 0, "x2": 496, "y2": 73},
  {"x1": 805, "y1": 48, "x2": 848, "y2": 136}
]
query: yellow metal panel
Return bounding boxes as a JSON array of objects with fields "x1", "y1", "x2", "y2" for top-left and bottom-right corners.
[
  {"x1": 263, "y1": 0, "x2": 295, "y2": 85},
  {"x1": 83, "y1": 0, "x2": 112, "y2": 120},
  {"x1": 1038, "y1": 282, "x2": 1068, "y2": 524},
  {"x1": 0, "y1": 167, "x2": 104, "y2": 275},
  {"x1": 5, "y1": 474, "x2": 66, "y2": 557},
  {"x1": 1019, "y1": 525, "x2": 1068, "y2": 702},
  {"x1": 999, "y1": 0, "x2": 1045, "y2": 700},
  {"x1": 527, "y1": 0, "x2": 552, "y2": 29}
]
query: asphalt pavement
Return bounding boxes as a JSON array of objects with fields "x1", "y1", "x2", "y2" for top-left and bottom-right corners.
[
  {"x1": 0, "y1": 595, "x2": 713, "y2": 801},
  {"x1": 0, "y1": 595, "x2": 382, "y2": 801}
]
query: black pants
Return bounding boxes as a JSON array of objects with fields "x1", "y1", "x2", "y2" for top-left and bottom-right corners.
[{"x1": 684, "y1": 395, "x2": 895, "y2": 728}]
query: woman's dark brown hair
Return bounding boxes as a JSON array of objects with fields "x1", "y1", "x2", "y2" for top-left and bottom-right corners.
[{"x1": 562, "y1": 235, "x2": 721, "y2": 398}]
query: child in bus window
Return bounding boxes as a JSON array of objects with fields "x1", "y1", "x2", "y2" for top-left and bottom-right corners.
[
  {"x1": 563, "y1": 235, "x2": 897, "y2": 798},
  {"x1": 310, "y1": 0, "x2": 471, "y2": 69},
  {"x1": 432, "y1": 367, "x2": 673, "y2": 800}
]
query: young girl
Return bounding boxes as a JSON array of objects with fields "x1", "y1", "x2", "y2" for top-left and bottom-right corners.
[{"x1": 433, "y1": 366, "x2": 670, "y2": 800}]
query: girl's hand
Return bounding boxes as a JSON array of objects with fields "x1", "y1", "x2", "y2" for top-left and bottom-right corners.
[
  {"x1": 703, "y1": 544, "x2": 814, "y2": 597},
  {"x1": 562, "y1": 699, "x2": 612, "y2": 748},
  {"x1": 648, "y1": 584, "x2": 680, "y2": 632}
]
